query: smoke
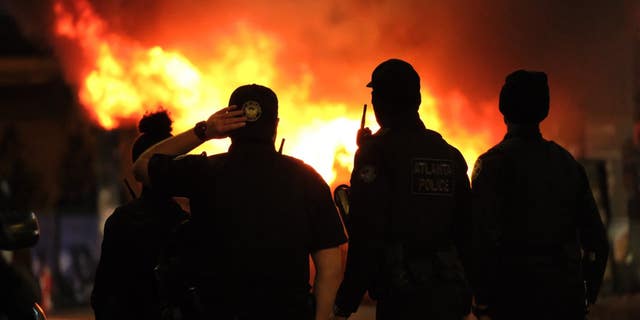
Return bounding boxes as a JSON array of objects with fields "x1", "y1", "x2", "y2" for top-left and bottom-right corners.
[
  {"x1": 74, "y1": 1, "x2": 633, "y2": 96},
  {"x1": 1, "y1": 0, "x2": 636, "y2": 150}
]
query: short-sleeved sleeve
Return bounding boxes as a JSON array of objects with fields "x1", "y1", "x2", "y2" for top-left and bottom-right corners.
[
  {"x1": 148, "y1": 153, "x2": 209, "y2": 198},
  {"x1": 305, "y1": 168, "x2": 347, "y2": 252}
]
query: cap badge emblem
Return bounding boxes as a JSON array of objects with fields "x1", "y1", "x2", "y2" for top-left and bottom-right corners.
[{"x1": 242, "y1": 100, "x2": 262, "y2": 122}]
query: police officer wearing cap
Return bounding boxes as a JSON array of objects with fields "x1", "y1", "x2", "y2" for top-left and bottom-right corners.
[
  {"x1": 133, "y1": 84, "x2": 347, "y2": 320},
  {"x1": 333, "y1": 59, "x2": 473, "y2": 319},
  {"x1": 469, "y1": 70, "x2": 609, "y2": 320}
]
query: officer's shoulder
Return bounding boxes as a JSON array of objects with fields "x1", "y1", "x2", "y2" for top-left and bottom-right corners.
[
  {"x1": 546, "y1": 140, "x2": 585, "y2": 172},
  {"x1": 424, "y1": 128, "x2": 443, "y2": 139},
  {"x1": 280, "y1": 154, "x2": 313, "y2": 171},
  {"x1": 104, "y1": 200, "x2": 141, "y2": 229},
  {"x1": 471, "y1": 144, "x2": 508, "y2": 181},
  {"x1": 477, "y1": 143, "x2": 509, "y2": 163},
  {"x1": 194, "y1": 152, "x2": 229, "y2": 171},
  {"x1": 280, "y1": 154, "x2": 326, "y2": 181},
  {"x1": 424, "y1": 129, "x2": 457, "y2": 150},
  {"x1": 279, "y1": 153, "x2": 301, "y2": 164},
  {"x1": 114, "y1": 198, "x2": 143, "y2": 213},
  {"x1": 547, "y1": 140, "x2": 577, "y2": 160},
  {"x1": 429, "y1": 130, "x2": 465, "y2": 160},
  {"x1": 103, "y1": 210, "x2": 120, "y2": 229}
]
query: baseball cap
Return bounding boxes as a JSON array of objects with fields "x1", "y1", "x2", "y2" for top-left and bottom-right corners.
[
  {"x1": 366, "y1": 59, "x2": 420, "y2": 93},
  {"x1": 228, "y1": 84, "x2": 278, "y2": 140}
]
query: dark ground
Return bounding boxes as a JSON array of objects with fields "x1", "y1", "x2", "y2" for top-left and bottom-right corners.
[{"x1": 47, "y1": 295, "x2": 640, "y2": 320}]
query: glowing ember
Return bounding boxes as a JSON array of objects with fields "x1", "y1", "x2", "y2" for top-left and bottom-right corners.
[{"x1": 52, "y1": 0, "x2": 502, "y2": 187}]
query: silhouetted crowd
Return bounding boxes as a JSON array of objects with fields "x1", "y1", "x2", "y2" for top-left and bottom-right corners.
[{"x1": 91, "y1": 59, "x2": 608, "y2": 320}]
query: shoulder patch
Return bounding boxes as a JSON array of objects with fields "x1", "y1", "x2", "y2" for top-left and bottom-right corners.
[
  {"x1": 411, "y1": 158, "x2": 454, "y2": 195},
  {"x1": 357, "y1": 165, "x2": 377, "y2": 183}
]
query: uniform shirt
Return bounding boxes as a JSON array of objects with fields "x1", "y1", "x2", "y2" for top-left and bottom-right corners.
[
  {"x1": 335, "y1": 118, "x2": 472, "y2": 314},
  {"x1": 470, "y1": 125, "x2": 609, "y2": 309},
  {"x1": 91, "y1": 191, "x2": 187, "y2": 320},
  {"x1": 147, "y1": 141, "x2": 347, "y2": 313}
]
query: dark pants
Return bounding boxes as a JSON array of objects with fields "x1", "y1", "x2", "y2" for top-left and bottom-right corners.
[
  {"x1": 490, "y1": 269, "x2": 585, "y2": 320},
  {"x1": 213, "y1": 306, "x2": 312, "y2": 320},
  {"x1": 492, "y1": 304, "x2": 584, "y2": 320},
  {"x1": 376, "y1": 292, "x2": 466, "y2": 320},
  {"x1": 491, "y1": 285, "x2": 585, "y2": 320},
  {"x1": 198, "y1": 291, "x2": 313, "y2": 320}
]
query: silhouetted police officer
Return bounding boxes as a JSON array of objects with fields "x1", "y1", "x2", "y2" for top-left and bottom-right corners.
[
  {"x1": 333, "y1": 59, "x2": 472, "y2": 320},
  {"x1": 92, "y1": 111, "x2": 188, "y2": 320},
  {"x1": 133, "y1": 84, "x2": 346, "y2": 320},
  {"x1": 470, "y1": 70, "x2": 609, "y2": 320}
]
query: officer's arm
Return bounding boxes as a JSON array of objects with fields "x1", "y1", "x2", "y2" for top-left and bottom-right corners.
[
  {"x1": 133, "y1": 106, "x2": 245, "y2": 186},
  {"x1": 311, "y1": 247, "x2": 343, "y2": 320},
  {"x1": 577, "y1": 166, "x2": 609, "y2": 304},
  {"x1": 453, "y1": 153, "x2": 472, "y2": 271},
  {"x1": 305, "y1": 168, "x2": 347, "y2": 320},
  {"x1": 334, "y1": 145, "x2": 387, "y2": 318},
  {"x1": 333, "y1": 238, "x2": 372, "y2": 319}
]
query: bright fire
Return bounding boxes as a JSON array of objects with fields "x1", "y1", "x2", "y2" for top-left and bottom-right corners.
[{"x1": 52, "y1": 0, "x2": 502, "y2": 188}]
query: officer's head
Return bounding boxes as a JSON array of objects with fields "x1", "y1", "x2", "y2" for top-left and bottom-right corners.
[
  {"x1": 367, "y1": 59, "x2": 421, "y2": 128},
  {"x1": 132, "y1": 110, "x2": 173, "y2": 162},
  {"x1": 228, "y1": 84, "x2": 279, "y2": 143},
  {"x1": 499, "y1": 70, "x2": 550, "y2": 125}
]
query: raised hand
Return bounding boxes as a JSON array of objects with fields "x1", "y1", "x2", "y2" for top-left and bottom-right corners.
[
  {"x1": 356, "y1": 127, "x2": 372, "y2": 147},
  {"x1": 205, "y1": 105, "x2": 247, "y2": 139}
]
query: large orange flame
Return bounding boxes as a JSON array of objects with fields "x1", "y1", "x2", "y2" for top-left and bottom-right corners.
[{"x1": 53, "y1": 0, "x2": 502, "y2": 188}]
